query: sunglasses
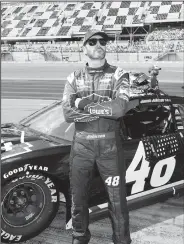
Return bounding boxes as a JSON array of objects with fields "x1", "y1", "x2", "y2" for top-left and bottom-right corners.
[{"x1": 87, "y1": 38, "x2": 107, "y2": 46}]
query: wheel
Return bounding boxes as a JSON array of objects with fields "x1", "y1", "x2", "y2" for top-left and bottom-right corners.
[{"x1": 1, "y1": 172, "x2": 59, "y2": 243}]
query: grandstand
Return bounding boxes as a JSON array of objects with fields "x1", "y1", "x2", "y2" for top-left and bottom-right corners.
[{"x1": 1, "y1": 1, "x2": 184, "y2": 62}]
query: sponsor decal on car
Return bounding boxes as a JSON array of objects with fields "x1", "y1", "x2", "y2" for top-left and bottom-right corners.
[
  {"x1": 3, "y1": 164, "x2": 48, "y2": 179},
  {"x1": 1, "y1": 229, "x2": 22, "y2": 242},
  {"x1": 178, "y1": 126, "x2": 184, "y2": 129},
  {"x1": 174, "y1": 106, "x2": 184, "y2": 130},
  {"x1": 126, "y1": 141, "x2": 176, "y2": 194},
  {"x1": 1, "y1": 142, "x2": 13, "y2": 151},
  {"x1": 1, "y1": 142, "x2": 33, "y2": 160},
  {"x1": 140, "y1": 98, "x2": 171, "y2": 104},
  {"x1": 102, "y1": 141, "x2": 177, "y2": 194}
]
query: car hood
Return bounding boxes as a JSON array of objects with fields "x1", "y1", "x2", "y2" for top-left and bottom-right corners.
[
  {"x1": 1, "y1": 123, "x2": 70, "y2": 161},
  {"x1": 1, "y1": 123, "x2": 38, "y2": 144}
]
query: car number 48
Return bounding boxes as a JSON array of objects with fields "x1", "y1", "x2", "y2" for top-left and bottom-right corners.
[{"x1": 126, "y1": 141, "x2": 176, "y2": 194}]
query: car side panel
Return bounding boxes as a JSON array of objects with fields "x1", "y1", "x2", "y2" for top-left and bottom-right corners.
[{"x1": 122, "y1": 134, "x2": 184, "y2": 199}]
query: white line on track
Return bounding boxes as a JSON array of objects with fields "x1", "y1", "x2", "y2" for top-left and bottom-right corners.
[
  {"x1": 165, "y1": 70, "x2": 183, "y2": 72},
  {"x1": 2, "y1": 91, "x2": 61, "y2": 94},
  {"x1": 2, "y1": 78, "x2": 183, "y2": 84}
]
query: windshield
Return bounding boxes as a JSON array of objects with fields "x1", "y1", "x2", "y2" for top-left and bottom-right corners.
[{"x1": 22, "y1": 103, "x2": 75, "y2": 142}]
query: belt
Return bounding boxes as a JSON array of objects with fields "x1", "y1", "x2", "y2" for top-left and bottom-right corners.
[{"x1": 75, "y1": 131, "x2": 115, "y2": 140}]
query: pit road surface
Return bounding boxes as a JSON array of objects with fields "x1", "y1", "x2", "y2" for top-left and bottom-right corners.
[
  {"x1": 2, "y1": 62, "x2": 184, "y2": 99},
  {"x1": 23, "y1": 197, "x2": 184, "y2": 244},
  {"x1": 1, "y1": 62, "x2": 184, "y2": 244}
]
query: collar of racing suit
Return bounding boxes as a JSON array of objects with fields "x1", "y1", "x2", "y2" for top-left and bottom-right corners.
[{"x1": 85, "y1": 59, "x2": 109, "y2": 74}]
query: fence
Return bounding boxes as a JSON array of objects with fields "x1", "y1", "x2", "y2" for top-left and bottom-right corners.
[{"x1": 2, "y1": 39, "x2": 184, "y2": 62}]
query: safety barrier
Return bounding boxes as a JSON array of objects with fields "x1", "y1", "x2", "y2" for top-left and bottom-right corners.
[{"x1": 1, "y1": 51, "x2": 184, "y2": 62}]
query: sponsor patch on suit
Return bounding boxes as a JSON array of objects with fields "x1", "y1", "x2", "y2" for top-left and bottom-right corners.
[{"x1": 89, "y1": 104, "x2": 112, "y2": 116}]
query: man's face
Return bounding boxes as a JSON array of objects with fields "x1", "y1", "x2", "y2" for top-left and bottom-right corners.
[{"x1": 84, "y1": 35, "x2": 107, "y2": 60}]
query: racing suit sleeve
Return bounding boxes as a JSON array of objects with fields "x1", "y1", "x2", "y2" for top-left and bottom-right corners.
[
  {"x1": 84, "y1": 68, "x2": 139, "y2": 119},
  {"x1": 62, "y1": 72, "x2": 99, "y2": 123}
]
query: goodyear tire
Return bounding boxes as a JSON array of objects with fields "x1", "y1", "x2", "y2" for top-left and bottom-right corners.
[{"x1": 1, "y1": 172, "x2": 59, "y2": 243}]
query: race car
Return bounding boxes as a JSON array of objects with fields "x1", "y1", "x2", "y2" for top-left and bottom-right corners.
[{"x1": 1, "y1": 91, "x2": 184, "y2": 243}]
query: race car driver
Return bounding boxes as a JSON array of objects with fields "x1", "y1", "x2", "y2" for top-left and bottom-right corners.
[{"x1": 62, "y1": 29, "x2": 145, "y2": 244}]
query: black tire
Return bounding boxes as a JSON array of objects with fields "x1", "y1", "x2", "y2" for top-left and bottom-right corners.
[{"x1": 1, "y1": 172, "x2": 59, "y2": 243}]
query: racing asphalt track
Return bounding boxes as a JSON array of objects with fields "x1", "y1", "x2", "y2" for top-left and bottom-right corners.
[
  {"x1": 1, "y1": 61, "x2": 184, "y2": 99},
  {"x1": 1, "y1": 61, "x2": 184, "y2": 244}
]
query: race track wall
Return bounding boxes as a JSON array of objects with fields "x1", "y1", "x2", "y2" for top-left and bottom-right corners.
[{"x1": 2, "y1": 51, "x2": 184, "y2": 62}]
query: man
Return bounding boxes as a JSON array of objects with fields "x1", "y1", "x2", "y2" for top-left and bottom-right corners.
[
  {"x1": 62, "y1": 29, "x2": 140, "y2": 244},
  {"x1": 148, "y1": 64, "x2": 161, "y2": 89}
]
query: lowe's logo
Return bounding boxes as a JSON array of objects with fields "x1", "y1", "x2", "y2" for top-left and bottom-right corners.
[
  {"x1": 89, "y1": 108, "x2": 112, "y2": 116},
  {"x1": 89, "y1": 104, "x2": 112, "y2": 116}
]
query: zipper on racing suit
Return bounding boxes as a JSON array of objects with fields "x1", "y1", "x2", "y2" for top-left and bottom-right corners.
[{"x1": 92, "y1": 72, "x2": 101, "y2": 157}]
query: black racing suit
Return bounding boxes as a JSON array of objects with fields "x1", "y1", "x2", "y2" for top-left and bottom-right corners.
[{"x1": 62, "y1": 61, "x2": 139, "y2": 244}]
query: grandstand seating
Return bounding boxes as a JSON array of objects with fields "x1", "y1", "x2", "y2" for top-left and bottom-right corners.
[
  {"x1": 1, "y1": 1, "x2": 184, "y2": 62},
  {"x1": 1, "y1": 1, "x2": 183, "y2": 39},
  {"x1": 3, "y1": 38, "x2": 183, "y2": 54},
  {"x1": 147, "y1": 28, "x2": 184, "y2": 41},
  {"x1": 176, "y1": 40, "x2": 184, "y2": 52}
]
